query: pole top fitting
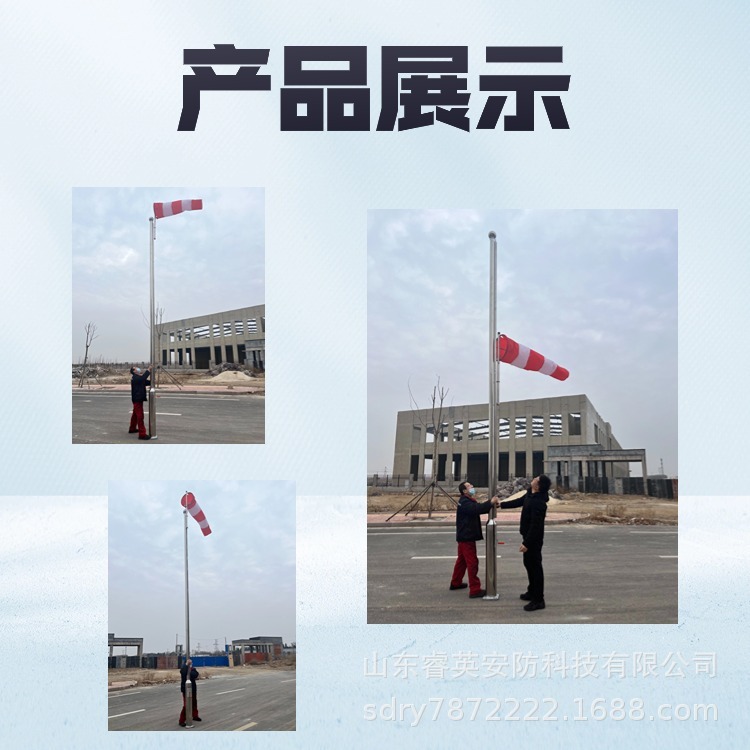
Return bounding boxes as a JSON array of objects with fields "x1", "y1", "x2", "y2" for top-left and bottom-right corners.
[{"x1": 489, "y1": 231, "x2": 496, "y2": 239}]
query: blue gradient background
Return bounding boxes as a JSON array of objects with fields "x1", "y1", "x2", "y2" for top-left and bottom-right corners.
[{"x1": 1, "y1": 1, "x2": 748, "y2": 747}]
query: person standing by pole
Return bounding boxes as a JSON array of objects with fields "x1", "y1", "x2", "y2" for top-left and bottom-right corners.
[
  {"x1": 498, "y1": 474, "x2": 551, "y2": 611},
  {"x1": 128, "y1": 366, "x2": 151, "y2": 440},
  {"x1": 179, "y1": 658, "x2": 201, "y2": 727},
  {"x1": 450, "y1": 482, "x2": 500, "y2": 598}
]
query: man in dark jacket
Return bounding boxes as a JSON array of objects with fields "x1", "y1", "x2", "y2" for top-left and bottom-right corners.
[
  {"x1": 128, "y1": 366, "x2": 151, "y2": 440},
  {"x1": 179, "y1": 658, "x2": 202, "y2": 726},
  {"x1": 450, "y1": 482, "x2": 500, "y2": 598},
  {"x1": 499, "y1": 474, "x2": 551, "y2": 611}
]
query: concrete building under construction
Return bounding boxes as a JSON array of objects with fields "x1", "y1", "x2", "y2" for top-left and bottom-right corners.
[
  {"x1": 393, "y1": 394, "x2": 650, "y2": 490},
  {"x1": 159, "y1": 305, "x2": 265, "y2": 371}
]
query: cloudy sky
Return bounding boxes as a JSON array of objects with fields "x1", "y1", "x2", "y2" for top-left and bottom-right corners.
[
  {"x1": 72, "y1": 187, "x2": 264, "y2": 362},
  {"x1": 109, "y1": 480, "x2": 295, "y2": 654},
  {"x1": 368, "y1": 209, "x2": 677, "y2": 477}
]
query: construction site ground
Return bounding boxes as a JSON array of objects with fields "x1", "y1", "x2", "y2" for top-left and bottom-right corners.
[
  {"x1": 73, "y1": 368, "x2": 265, "y2": 396},
  {"x1": 108, "y1": 661, "x2": 295, "y2": 691},
  {"x1": 367, "y1": 488, "x2": 677, "y2": 526}
]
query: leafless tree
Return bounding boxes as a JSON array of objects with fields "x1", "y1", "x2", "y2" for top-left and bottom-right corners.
[
  {"x1": 78, "y1": 322, "x2": 98, "y2": 388},
  {"x1": 403, "y1": 376, "x2": 454, "y2": 518}
]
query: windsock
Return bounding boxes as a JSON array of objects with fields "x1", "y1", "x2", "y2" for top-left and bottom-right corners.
[
  {"x1": 496, "y1": 334, "x2": 569, "y2": 381},
  {"x1": 153, "y1": 199, "x2": 203, "y2": 219},
  {"x1": 181, "y1": 492, "x2": 212, "y2": 536}
]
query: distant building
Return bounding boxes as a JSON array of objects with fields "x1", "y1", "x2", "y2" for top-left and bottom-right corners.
[
  {"x1": 159, "y1": 305, "x2": 265, "y2": 370},
  {"x1": 393, "y1": 394, "x2": 649, "y2": 488},
  {"x1": 232, "y1": 636, "x2": 283, "y2": 663}
]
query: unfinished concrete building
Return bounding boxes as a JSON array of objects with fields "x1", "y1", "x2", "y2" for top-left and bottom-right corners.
[
  {"x1": 159, "y1": 305, "x2": 265, "y2": 370},
  {"x1": 393, "y1": 394, "x2": 649, "y2": 489},
  {"x1": 231, "y1": 636, "x2": 284, "y2": 664}
]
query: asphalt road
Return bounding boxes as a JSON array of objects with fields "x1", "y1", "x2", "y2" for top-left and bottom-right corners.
[
  {"x1": 108, "y1": 670, "x2": 295, "y2": 731},
  {"x1": 72, "y1": 391, "x2": 264, "y2": 444},
  {"x1": 368, "y1": 524, "x2": 677, "y2": 624}
]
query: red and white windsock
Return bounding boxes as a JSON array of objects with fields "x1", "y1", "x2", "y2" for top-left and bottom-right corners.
[
  {"x1": 496, "y1": 334, "x2": 570, "y2": 381},
  {"x1": 181, "y1": 492, "x2": 212, "y2": 536},
  {"x1": 153, "y1": 199, "x2": 203, "y2": 219}
]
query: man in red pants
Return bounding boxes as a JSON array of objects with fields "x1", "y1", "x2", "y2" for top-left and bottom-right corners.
[
  {"x1": 128, "y1": 366, "x2": 151, "y2": 440},
  {"x1": 179, "y1": 658, "x2": 202, "y2": 726},
  {"x1": 450, "y1": 482, "x2": 500, "y2": 598}
]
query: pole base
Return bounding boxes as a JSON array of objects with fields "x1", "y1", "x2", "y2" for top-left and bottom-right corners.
[{"x1": 483, "y1": 593, "x2": 500, "y2": 601}]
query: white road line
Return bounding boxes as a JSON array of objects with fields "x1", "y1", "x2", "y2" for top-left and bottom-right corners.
[
  {"x1": 280, "y1": 678, "x2": 296, "y2": 683},
  {"x1": 368, "y1": 531, "x2": 454, "y2": 535},
  {"x1": 234, "y1": 721, "x2": 258, "y2": 731},
  {"x1": 369, "y1": 529, "x2": 562, "y2": 536},
  {"x1": 109, "y1": 709, "x2": 146, "y2": 719},
  {"x1": 367, "y1": 526, "x2": 524, "y2": 536},
  {"x1": 157, "y1": 412, "x2": 182, "y2": 416},
  {"x1": 160, "y1": 396, "x2": 243, "y2": 401},
  {"x1": 216, "y1": 688, "x2": 246, "y2": 695},
  {"x1": 659, "y1": 555, "x2": 678, "y2": 558},
  {"x1": 411, "y1": 555, "x2": 496, "y2": 560},
  {"x1": 630, "y1": 531, "x2": 677, "y2": 534},
  {"x1": 108, "y1": 691, "x2": 142, "y2": 698}
]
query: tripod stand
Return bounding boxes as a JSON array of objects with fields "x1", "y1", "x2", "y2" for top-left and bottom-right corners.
[{"x1": 385, "y1": 480, "x2": 458, "y2": 522}]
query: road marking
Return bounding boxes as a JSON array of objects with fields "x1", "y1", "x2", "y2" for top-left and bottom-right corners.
[
  {"x1": 411, "y1": 555, "x2": 496, "y2": 560},
  {"x1": 157, "y1": 412, "x2": 182, "y2": 416},
  {"x1": 216, "y1": 688, "x2": 246, "y2": 695},
  {"x1": 368, "y1": 529, "x2": 530, "y2": 535},
  {"x1": 109, "y1": 709, "x2": 146, "y2": 719},
  {"x1": 108, "y1": 691, "x2": 142, "y2": 698},
  {"x1": 368, "y1": 531, "x2": 454, "y2": 535},
  {"x1": 160, "y1": 396, "x2": 243, "y2": 401},
  {"x1": 234, "y1": 720, "x2": 258, "y2": 731},
  {"x1": 281, "y1": 678, "x2": 296, "y2": 683},
  {"x1": 630, "y1": 531, "x2": 677, "y2": 534},
  {"x1": 659, "y1": 555, "x2": 678, "y2": 558}
]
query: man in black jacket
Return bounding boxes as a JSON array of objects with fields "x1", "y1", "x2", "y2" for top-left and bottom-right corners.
[
  {"x1": 499, "y1": 474, "x2": 551, "y2": 611},
  {"x1": 450, "y1": 482, "x2": 500, "y2": 598},
  {"x1": 128, "y1": 366, "x2": 151, "y2": 440},
  {"x1": 179, "y1": 658, "x2": 202, "y2": 726}
]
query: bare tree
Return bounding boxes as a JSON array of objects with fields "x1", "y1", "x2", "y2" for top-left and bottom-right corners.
[
  {"x1": 409, "y1": 376, "x2": 449, "y2": 482},
  {"x1": 154, "y1": 306, "x2": 166, "y2": 388},
  {"x1": 78, "y1": 322, "x2": 98, "y2": 388},
  {"x1": 386, "y1": 376, "x2": 456, "y2": 520}
]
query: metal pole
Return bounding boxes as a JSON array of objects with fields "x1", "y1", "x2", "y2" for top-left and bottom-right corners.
[
  {"x1": 485, "y1": 231, "x2": 500, "y2": 600},
  {"x1": 184, "y1": 504, "x2": 190, "y2": 659},
  {"x1": 148, "y1": 217, "x2": 157, "y2": 438},
  {"x1": 184, "y1": 501, "x2": 193, "y2": 726}
]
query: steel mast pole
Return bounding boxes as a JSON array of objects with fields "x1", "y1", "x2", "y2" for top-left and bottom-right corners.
[
  {"x1": 184, "y1": 500, "x2": 193, "y2": 726},
  {"x1": 484, "y1": 231, "x2": 500, "y2": 600},
  {"x1": 148, "y1": 217, "x2": 157, "y2": 438}
]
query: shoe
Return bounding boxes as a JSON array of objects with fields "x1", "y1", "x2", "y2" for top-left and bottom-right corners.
[
  {"x1": 520, "y1": 592, "x2": 532, "y2": 601},
  {"x1": 128, "y1": 429, "x2": 138, "y2": 433},
  {"x1": 523, "y1": 601, "x2": 546, "y2": 611},
  {"x1": 469, "y1": 589, "x2": 486, "y2": 598},
  {"x1": 194, "y1": 717, "x2": 202, "y2": 721},
  {"x1": 138, "y1": 435, "x2": 151, "y2": 440},
  {"x1": 450, "y1": 583, "x2": 468, "y2": 590},
  {"x1": 179, "y1": 722, "x2": 186, "y2": 727}
]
